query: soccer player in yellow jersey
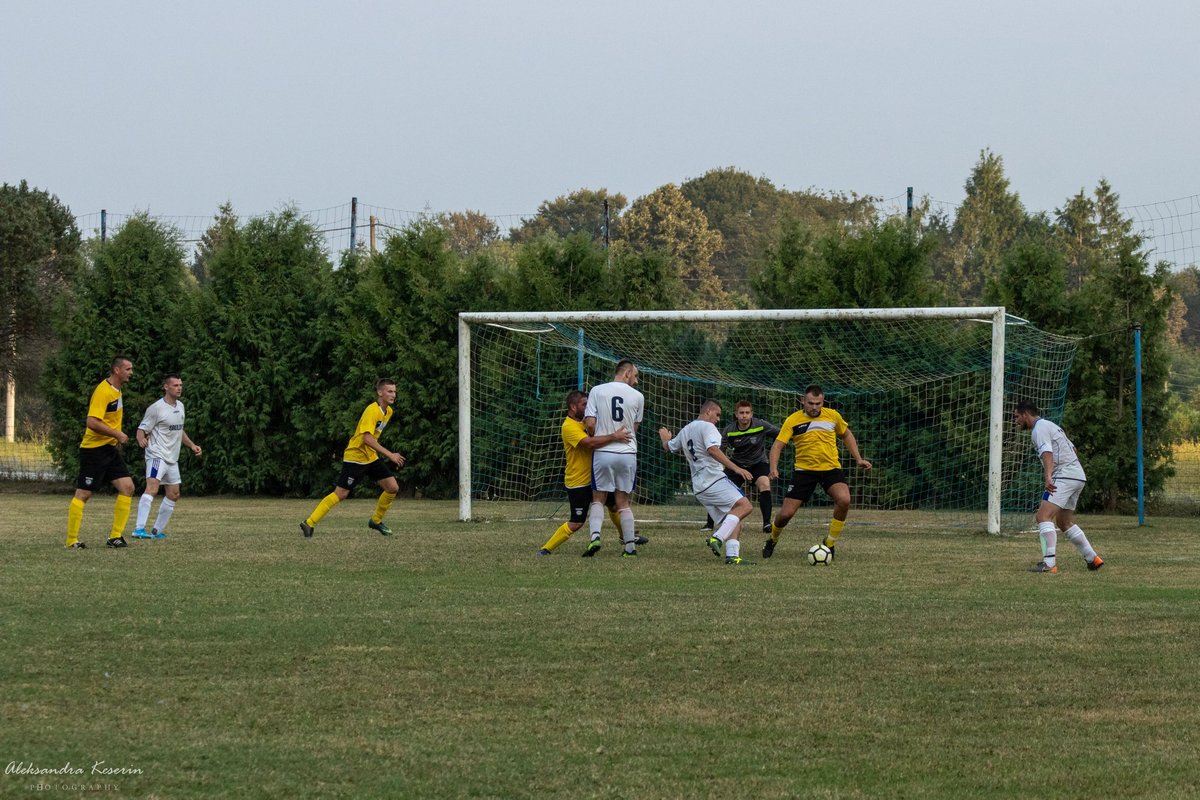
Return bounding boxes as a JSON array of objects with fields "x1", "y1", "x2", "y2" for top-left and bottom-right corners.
[
  {"x1": 300, "y1": 379, "x2": 406, "y2": 538},
  {"x1": 65, "y1": 356, "x2": 136, "y2": 549},
  {"x1": 537, "y1": 389, "x2": 633, "y2": 555},
  {"x1": 764, "y1": 384, "x2": 872, "y2": 561}
]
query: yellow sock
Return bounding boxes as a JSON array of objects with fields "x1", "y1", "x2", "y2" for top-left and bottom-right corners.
[
  {"x1": 66, "y1": 497, "x2": 85, "y2": 546},
  {"x1": 371, "y1": 491, "x2": 396, "y2": 524},
  {"x1": 109, "y1": 494, "x2": 132, "y2": 539},
  {"x1": 826, "y1": 518, "x2": 846, "y2": 548},
  {"x1": 306, "y1": 492, "x2": 341, "y2": 527},
  {"x1": 541, "y1": 522, "x2": 574, "y2": 552},
  {"x1": 608, "y1": 509, "x2": 622, "y2": 536},
  {"x1": 771, "y1": 523, "x2": 782, "y2": 542}
]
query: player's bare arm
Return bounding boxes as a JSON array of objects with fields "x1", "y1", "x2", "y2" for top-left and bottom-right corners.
[
  {"x1": 1041, "y1": 451, "x2": 1056, "y2": 491},
  {"x1": 840, "y1": 429, "x2": 872, "y2": 470},
  {"x1": 182, "y1": 431, "x2": 202, "y2": 457},
  {"x1": 88, "y1": 416, "x2": 128, "y2": 445},
  {"x1": 709, "y1": 445, "x2": 752, "y2": 483},
  {"x1": 363, "y1": 432, "x2": 405, "y2": 467},
  {"x1": 583, "y1": 428, "x2": 630, "y2": 449},
  {"x1": 768, "y1": 439, "x2": 785, "y2": 480}
]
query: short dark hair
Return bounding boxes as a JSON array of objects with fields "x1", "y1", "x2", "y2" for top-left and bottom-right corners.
[
  {"x1": 376, "y1": 378, "x2": 396, "y2": 391},
  {"x1": 162, "y1": 373, "x2": 181, "y2": 384},
  {"x1": 565, "y1": 389, "x2": 586, "y2": 408},
  {"x1": 615, "y1": 359, "x2": 636, "y2": 377},
  {"x1": 735, "y1": 400, "x2": 752, "y2": 410},
  {"x1": 1014, "y1": 399, "x2": 1041, "y2": 416},
  {"x1": 111, "y1": 355, "x2": 131, "y2": 371},
  {"x1": 700, "y1": 399, "x2": 721, "y2": 416},
  {"x1": 804, "y1": 384, "x2": 823, "y2": 397}
]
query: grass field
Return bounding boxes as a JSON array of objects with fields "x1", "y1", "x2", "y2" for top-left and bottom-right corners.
[{"x1": 2, "y1": 495, "x2": 1198, "y2": 799}]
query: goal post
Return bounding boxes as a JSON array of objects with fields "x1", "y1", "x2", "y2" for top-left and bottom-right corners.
[{"x1": 458, "y1": 307, "x2": 1077, "y2": 533}]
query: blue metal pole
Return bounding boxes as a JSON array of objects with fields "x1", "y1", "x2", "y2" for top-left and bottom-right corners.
[
  {"x1": 100, "y1": 209, "x2": 107, "y2": 243},
  {"x1": 350, "y1": 197, "x2": 358, "y2": 252},
  {"x1": 1134, "y1": 324, "x2": 1144, "y2": 525},
  {"x1": 577, "y1": 328, "x2": 585, "y2": 389}
]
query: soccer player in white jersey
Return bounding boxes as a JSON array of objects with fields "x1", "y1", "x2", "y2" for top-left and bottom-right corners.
[
  {"x1": 132, "y1": 374, "x2": 202, "y2": 539},
  {"x1": 1013, "y1": 399, "x2": 1104, "y2": 573},
  {"x1": 659, "y1": 400, "x2": 756, "y2": 565},
  {"x1": 582, "y1": 359, "x2": 645, "y2": 557}
]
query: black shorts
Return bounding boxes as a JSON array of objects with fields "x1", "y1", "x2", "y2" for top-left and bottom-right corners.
[
  {"x1": 725, "y1": 461, "x2": 770, "y2": 485},
  {"x1": 566, "y1": 486, "x2": 592, "y2": 523},
  {"x1": 76, "y1": 444, "x2": 131, "y2": 490},
  {"x1": 335, "y1": 459, "x2": 394, "y2": 491},
  {"x1": 784, "y1": 468, "x2": 847, "y2": 504},
  {"x1": 566, "y1": 486, "x2": 618, "y2": 523}
]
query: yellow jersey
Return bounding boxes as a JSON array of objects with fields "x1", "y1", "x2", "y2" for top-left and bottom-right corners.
[
  {"x1": 343, "y1": 402, "x2": 393, "y2": 464},
  {"x1": 776, "y1": 407, "x2": 848, "y2": 471},
  {"x1": 80, "y1": 379, "x2": 123, "y2": 448},
  {"x1": 562, "y1": 416, "x2": 592, "y2": 489}
]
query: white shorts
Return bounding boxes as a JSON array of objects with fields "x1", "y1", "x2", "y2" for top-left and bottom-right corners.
[
  {"x1": 145, "y1": 457, "x2": 182, "y2": 486},
  {"x1": 592, "y1": 450, "x2": 637, "y2": 493},
  {"x1": 697, "y1": 477, "x2": 745, "y2": 522},
  {"x1": 1043, "y1": 478, "x2": 1084, "y2": 511}
]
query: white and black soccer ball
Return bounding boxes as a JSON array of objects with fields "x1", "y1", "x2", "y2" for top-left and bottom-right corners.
[{"x1": 807, "y1": 543, "x2": 833, "y2": 566}]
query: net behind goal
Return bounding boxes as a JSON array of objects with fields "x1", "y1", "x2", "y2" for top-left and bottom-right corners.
[{"x1": 458, "y1": 309, "x2": 1078, "y2": 533}]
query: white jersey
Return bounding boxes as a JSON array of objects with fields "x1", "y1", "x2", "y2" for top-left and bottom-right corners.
[
  {"x1": 138, "y1": 398, "x2": 186, "y2": 463},
  {"x1": 1030, "y1": 418, "x2": 1086, "y2": 481},
  {"x1": 585, "y1": 380, "x2": 643, "y2": 454},
  {"x1": 667, "y1": 418, "x2": 728, "y2": 493}
]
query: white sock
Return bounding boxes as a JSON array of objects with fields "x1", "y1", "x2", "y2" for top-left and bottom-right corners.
[
  {"x1": 1064, "y1": 524, "x2": 1097, "y2": 561},
  {"x1": 714, "y1": 514, "x2": 740, "y2": 542},
  {"x1": 135, "y1": 493, "x2": 154, "y2": 530},
  {"x1": 618, "y1": 508, "x2": 636, "y2": 552},
  {"x1": 588, "y1": 502, "x2": 605, "y2": 539},
  {"x1": 153, "y1": 498, "x2": 176, "y2": 533},
  {"x1": 1038, "y1": 521, "x2": 1057, "y2": 567},
  {"x1": 725, "y1": 538, "x2": 741, "y2": 558}
]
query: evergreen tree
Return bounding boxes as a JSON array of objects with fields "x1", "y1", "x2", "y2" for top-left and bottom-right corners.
[
  {"x1": 182, "y1": 209, "x2": 338, "y2": 494},
  {"x1": 0, "y1": 181, "x2": 83, "y2": 440},
  {"x1": 43, "y1": 215, "x2": 192, "y2": 474},
  {"x1": 938, "y1": 150, "x2": 1027, "y2": 303}
]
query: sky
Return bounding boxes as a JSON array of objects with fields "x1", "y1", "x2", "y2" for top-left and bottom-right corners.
[{"x1": 3, "y1": 0, "x2": 1198, "y2": 227}]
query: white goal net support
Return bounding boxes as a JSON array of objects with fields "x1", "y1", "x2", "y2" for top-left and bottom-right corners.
[{"x1": 458, "y1": 308, "x2": 1078, "y2": 533}]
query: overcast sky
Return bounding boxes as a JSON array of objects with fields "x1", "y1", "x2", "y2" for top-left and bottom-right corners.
[{"x1": 3, "y1": 0, "x2": 1198, "y2": 224}]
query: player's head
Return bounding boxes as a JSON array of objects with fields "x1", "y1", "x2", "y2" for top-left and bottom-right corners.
[
  {"x1": 1013, "y1": 399, "x2": 1041, "y2": 429},
  {"x1": 735, "y1": 400, "x2": 753, "y2": 426},
  {"x1": 699, "y1": 399, "x2": 721, "y2": 423},
  {"x1": 802, "y1": 384, "x2": 824, "y2": 417},
  {"x1": 376, "y1": 378, "x2": 397, "y2": 406},
  {"x1": 162, "y1": 373, "x2": 182, "y2": 399},
  {"x1": 565, "y1": 389, "x2": 587, "y2": 419},
  {"x1": 615, "y1": 359, "x2": 639, "y2": 386},
  {"x1": 110, "y1": 356, "x2": 133, "y2": 386}
]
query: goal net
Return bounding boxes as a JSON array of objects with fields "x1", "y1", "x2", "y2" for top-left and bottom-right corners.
[{"x1": 458, "y1": 309, "x2": 1078, "y2": 533}]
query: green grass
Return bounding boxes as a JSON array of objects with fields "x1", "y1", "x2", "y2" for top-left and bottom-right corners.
[{"x1": 2, "y1": 496, "x2": 1199, "y2": 799}]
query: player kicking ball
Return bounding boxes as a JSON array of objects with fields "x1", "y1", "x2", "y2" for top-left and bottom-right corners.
[{"x1": 659, "y1": 400, "x2": 755, "y2": 565}]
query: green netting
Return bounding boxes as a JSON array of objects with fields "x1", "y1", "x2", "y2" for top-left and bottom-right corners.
[{"x1": 466, "y1": 313, "x2": 1077, "y2": 532}]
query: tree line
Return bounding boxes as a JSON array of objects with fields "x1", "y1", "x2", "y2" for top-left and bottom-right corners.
[{"x1": 1, "y1": 149, "x2": 1192, "y2": 511}]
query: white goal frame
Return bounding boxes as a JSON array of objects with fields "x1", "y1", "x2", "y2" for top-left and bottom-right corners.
[{"x1": 458, "y1": 307, "x2": 1008, "y2": 533}]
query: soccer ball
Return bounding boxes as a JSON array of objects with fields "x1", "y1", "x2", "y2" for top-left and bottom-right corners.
[{"x1": 807, "y1": 543, "x2": 833, "y2": 566}]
